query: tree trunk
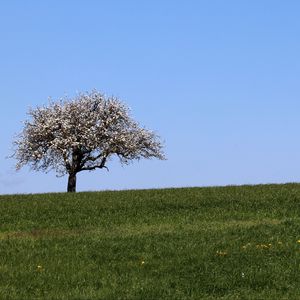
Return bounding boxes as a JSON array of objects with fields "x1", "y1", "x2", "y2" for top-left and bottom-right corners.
[{"x1": 67, "y1": 173, "x2": 77, "y2": 192}]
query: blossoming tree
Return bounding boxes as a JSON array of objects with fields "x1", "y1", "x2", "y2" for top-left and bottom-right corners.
[{"x1": 13, "y1": 91, "x2": 165, "y2": 192}]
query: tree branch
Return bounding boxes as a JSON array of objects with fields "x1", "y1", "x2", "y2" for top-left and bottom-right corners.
[
  {"x1": 80, "y1": 152, "x2": 103, "y2": 168},
  {"x1": 80, "y1": 157, "x2": 109, "y2": 172}
]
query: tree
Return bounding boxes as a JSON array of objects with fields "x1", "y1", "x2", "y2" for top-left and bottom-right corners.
[{"x1": 13, "y1": 90, "x2": 165, "y2": 192}]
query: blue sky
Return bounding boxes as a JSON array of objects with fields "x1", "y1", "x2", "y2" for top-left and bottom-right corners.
[{"x1": 1, "y1": 0, "x2": 300, "y2": 194}]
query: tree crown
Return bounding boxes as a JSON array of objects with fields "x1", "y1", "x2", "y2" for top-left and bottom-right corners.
[{"x1": 13, "y1": 91, "x2": 165, "y2": 177}]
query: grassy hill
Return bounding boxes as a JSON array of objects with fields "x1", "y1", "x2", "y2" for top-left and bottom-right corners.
[{"x1": 1, "y1": 184, "x2": 300, "y2": 299}]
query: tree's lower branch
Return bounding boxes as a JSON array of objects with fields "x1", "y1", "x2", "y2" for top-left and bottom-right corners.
[
  {"x1": 81, "y1": 165, "x2": 109, "y2": 172},
  {"x1": 80, "y1": 157, "x2": 109, "y2": 172},
  {"x1": 80, "y1": 152, "x2": 106, "y2": 168}
]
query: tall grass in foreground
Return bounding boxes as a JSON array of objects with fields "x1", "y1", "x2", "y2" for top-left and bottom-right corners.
[{"x1": 1, "y1": 184, "x2": 300, "y2": 299}]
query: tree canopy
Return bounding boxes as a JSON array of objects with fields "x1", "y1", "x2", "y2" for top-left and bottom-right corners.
[{"x1": 13, "y1": 91, "x2": 165, "y2": 192}]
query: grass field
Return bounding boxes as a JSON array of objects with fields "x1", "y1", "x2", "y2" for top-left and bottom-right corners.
[{"x1": 1, "y1": 184, "x2": 300, "y2": 299}]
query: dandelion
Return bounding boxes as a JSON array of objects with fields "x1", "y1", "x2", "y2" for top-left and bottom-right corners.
[
  {"x1": 297, "y1": 240, "x2": 300, "y2": 244},
  {"x1": 256, "y1": 244, "x2": 270, "y2": 249},
  {"x1": 141, "y1": 261, "x2": 145, "y2": 265},
  {"x1": 241, "y1": 272, "x2": 245, "y2": 278},
  {"x1": 37, "y1": 265, "x2": 43, "y2": 271},
  {"x1": 216, "y1": 250, "x2": 227, "y2": 256},
  {"x1": 241, "y1": 243, "x2": 251, "y2": 250}
]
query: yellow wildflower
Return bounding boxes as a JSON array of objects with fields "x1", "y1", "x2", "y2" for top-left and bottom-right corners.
[
  {"x1": 256, "y1": 244, "x2": 270, "y2": 249},
  {"x1": 242, "y1": 243, "x2": 251, "y2": 250}
]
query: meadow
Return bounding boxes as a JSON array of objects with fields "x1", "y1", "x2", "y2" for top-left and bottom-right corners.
[{"x1": 1, "y1": 184, "x2": 300, "y2": 299}]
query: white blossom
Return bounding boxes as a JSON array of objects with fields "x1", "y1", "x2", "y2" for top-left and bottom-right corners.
[{"x1": 13, "y1": 90, "x2": 165, "y2": 192}]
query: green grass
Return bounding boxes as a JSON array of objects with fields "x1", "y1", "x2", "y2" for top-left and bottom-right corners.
[{"x1": 1, "y1": 184, "x2": 300, "y2": 299}]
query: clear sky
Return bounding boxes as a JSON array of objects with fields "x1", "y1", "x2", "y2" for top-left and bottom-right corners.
[{"x1": 1, "y1": 0, "x2": 300, "y2": 194}]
